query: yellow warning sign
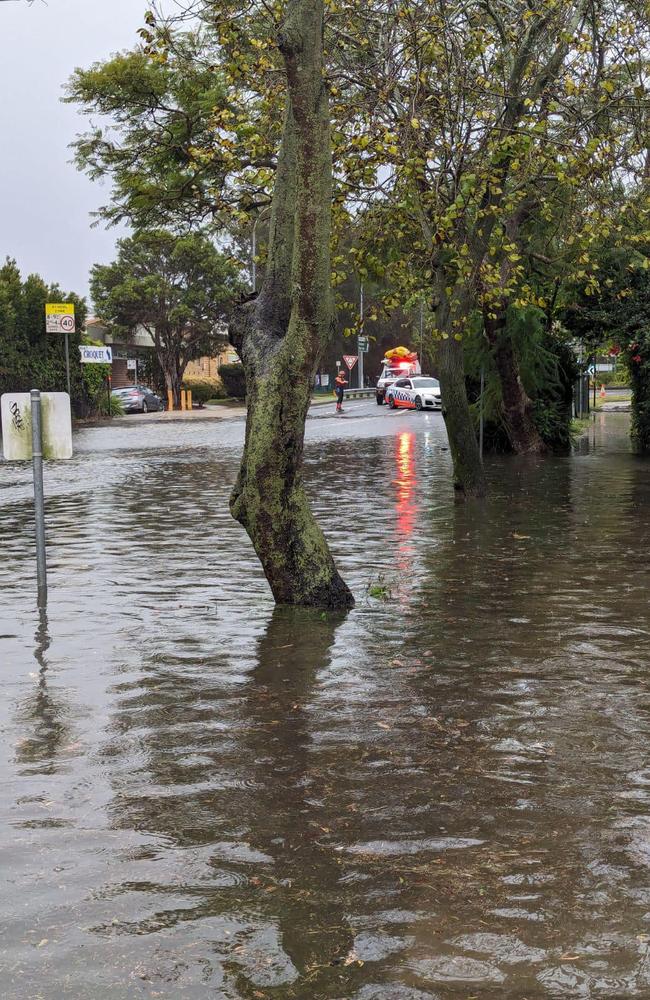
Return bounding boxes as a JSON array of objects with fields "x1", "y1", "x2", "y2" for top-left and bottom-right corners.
[{"x1": 46, "y1": 303, "x2": 75, "y2": 316}]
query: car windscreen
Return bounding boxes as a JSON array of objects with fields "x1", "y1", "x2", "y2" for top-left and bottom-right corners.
[{"x1": 412, "y1": 378, "x2": 440, "y2": 388}]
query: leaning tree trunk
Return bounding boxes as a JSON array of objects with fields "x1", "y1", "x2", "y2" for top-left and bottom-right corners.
[
  {"x1": 484, "y1": 306, "x2": 547, "y2": 455},
  {"x1": 228, "y1": 0, "x2": 353, "y2": 609},
  {"x1": 434, "y1": 280, "x2": 487, "y2": 497}
]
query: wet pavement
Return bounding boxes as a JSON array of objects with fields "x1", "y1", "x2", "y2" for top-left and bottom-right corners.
[{"x1": 2, "y1": 407, "x2": 650, "y2": 999}]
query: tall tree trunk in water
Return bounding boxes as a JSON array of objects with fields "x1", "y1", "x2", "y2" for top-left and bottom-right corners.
[
  {"x1": 434, "y1": 280, "x2": 487, "y2": 497},
  {"x1": 228, "y1": 0, "x2": 353, "y2": 609},
  {"x1": 484, "y1": 305, "x2": 547, "y2": 455}
]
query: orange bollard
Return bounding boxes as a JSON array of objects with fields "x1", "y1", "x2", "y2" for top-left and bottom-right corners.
[
  {"x1": 167, "y1": 389, "x2": 174, "y2": 411},
  {"x1": 180, "y1": 389, "x2": 187, "y2": 411},
  {"x1": 186, "y1": 390, "x2": 193, "y2": 410}
]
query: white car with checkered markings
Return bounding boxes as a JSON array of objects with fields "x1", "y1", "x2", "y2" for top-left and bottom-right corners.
[{"x1": 386, "y1": 376, "x2": 442, "y2": 411}]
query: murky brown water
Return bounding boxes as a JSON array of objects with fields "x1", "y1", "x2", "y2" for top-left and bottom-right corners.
[{"x1": 2, "y1": 409, "x2": 650, "y2": 999}]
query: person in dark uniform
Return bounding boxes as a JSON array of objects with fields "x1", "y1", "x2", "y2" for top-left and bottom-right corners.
[{"x1": 334, "y1": 370, "x2": 347, "y2": 412}]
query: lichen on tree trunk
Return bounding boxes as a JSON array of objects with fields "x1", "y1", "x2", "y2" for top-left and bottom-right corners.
[
  {"x1": 484, "y1": 306, "x2": 547, "y2": 456},
  {"x1": 228, "y1": 0, "x2": 353, "y2": 610},
  {"x1": 433, "y1": 280, "x2": 487, "y2": 498}
]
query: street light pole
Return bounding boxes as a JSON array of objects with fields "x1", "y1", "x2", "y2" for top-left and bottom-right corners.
[{"x1": 358, "y1": 284, "x2": 364, "y2": 390}]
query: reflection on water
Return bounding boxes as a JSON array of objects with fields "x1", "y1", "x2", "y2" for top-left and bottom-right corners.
[
  {"x1": 14, "y1": 606, "x2": 73, "y2": 775},
  {"x1": 2, "y1": 413, "x2": 650, "y2": 998},
  {"x1": 394, "y1": 432, "x2": 417, "y2": 548}
]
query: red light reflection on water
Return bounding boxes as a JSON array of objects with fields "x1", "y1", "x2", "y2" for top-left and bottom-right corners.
[{"x1": 394, "y1": 431, "x2": 416, "y2": 541}]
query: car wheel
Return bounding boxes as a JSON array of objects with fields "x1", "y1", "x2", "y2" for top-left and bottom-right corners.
[
  {"x1": 388, "y1": 395, "x2": 396, "y2": 409},
  {"x1": 415, "y1": 396, "x2": 423, "y2": 410},
  {"x1": 142, "y1": 400, "x2": 148, "y2": 413}
]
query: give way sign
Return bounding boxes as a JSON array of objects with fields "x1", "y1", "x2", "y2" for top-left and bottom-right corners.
[{"x1": 343, "y1": 355, "x2": 358, "y2": 370}]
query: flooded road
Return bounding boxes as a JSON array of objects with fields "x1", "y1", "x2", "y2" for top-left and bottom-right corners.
[{"x1": 2, "y1": 408, "x2": 650, "y2": 998}]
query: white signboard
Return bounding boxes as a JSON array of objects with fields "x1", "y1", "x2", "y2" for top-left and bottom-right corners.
[
  {"x1": 127, "y1": 359, "x2": 137, "y2": 371},
  {"x1": 46, "y1": 303, "x2": 75, "y2": 335},
  {"x1": 1, "y1": 393, "x2": 73, "y2": 461},
  {"x1": 79, "y1": 345, "x2": 112, "y2": 365}
]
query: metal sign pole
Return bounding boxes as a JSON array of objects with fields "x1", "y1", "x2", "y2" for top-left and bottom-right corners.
[
  {"x1": 358, "y1": 285, "x2": 364, "y2": 390},
  {"x1": 64, "y1": 331, "x2": 71, "y2": 397},
  {"x1": 30, "y1": 390, "x2": 47, "y2": 606}
]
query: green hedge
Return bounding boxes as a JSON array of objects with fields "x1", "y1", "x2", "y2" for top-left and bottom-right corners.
[
  {"x1": 182, "y1": 376, "x2": 225, "y2": 405},
  {"x1": 591, "y1": 368, "x2": 630, "y2": 387},
  {"x1": 218, "y1": 362, "x2": 246, "y2": 399}
]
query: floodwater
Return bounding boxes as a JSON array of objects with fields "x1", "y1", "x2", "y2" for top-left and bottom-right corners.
[{"x1": 2, "y1": 407, "x2": 650, "y2": 999}]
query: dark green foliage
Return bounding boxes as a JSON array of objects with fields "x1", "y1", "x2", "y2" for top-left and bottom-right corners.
[
  {"x1": 90, "y1": 230, "x2": 243, "y2": 407},
  {"x1": 218, "y1": 362, "x2": 246, "y2": 399},
  {"x1": 564, "y1": 245, "x2": 650, "y2": 451},
  {"x1": 66, "y1": 32, "x2": 278, "y2": 233},
  {"x1": 628, "y1": 344, "x2": 650, "y2": 451},
  {"x1": 465, "y1": 306, "x2": 578, "y2": 452},
  {"x1": 0, "y1": 259, "x2": 89, "y2": 413},
  {"x1": 182, "y1": 376, "x2": 224, "y2": 404}
]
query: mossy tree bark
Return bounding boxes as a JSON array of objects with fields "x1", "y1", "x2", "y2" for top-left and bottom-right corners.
[
  {"x1": 482, "y1": 204, "x2": 546, "y2": 456},
  {"x1": 484, "y1": 305, "x2": 547, "y2": 455},
  {"x1": 433, "y1": 278, "x2": 487, "y2": 498},
  {"x1": 229, "y1": 0, "x2": 353, "y2": 609}
]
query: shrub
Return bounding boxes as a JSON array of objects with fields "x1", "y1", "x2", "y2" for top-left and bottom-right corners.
[
  {"x1": 97, "y1": 393, "x2": 124, "y2": 417},
  {"x1": 218, "y1": 362, "x2": 246, "y2": 399},
  {"x1": 591, "y1": 367, "x2": 630, "y2": 387},
  {"x1": 182, "y1": 376, "x2": 224, "y2": 405},
  {"x1": 627, "y1": 338, "x2": 650, "y2": 452}
]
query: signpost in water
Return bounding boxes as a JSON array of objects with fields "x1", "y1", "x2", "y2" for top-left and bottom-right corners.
[{"x1": 0, "y1": 391, "x2": 73, "y2": 605}]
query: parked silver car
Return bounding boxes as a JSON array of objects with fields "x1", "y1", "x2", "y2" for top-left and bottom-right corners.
[{"x1": 111, "y1": 385, "x2": 165, "y2": 414}]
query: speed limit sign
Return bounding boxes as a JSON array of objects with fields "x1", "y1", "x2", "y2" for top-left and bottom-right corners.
[{"x1": 46, "y1": 304, "x2": 76, "y2": 335}]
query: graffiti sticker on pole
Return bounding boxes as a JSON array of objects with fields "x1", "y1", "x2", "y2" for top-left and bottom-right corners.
[
  {"x1": 46, "y1": 303, "x2": 75, "y2": 334},
  {"x1": 343, "y1": 355, "x2": 358, "y2": 370}
]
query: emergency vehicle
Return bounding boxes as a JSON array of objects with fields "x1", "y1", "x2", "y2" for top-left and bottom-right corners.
[{"x1": 375, "y1": 347, "x2": 421, "y2": 404}]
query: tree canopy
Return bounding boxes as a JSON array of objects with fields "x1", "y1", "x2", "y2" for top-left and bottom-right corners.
[{"x1": 90, "y1": 230, "x2": 243, "y2": 405}]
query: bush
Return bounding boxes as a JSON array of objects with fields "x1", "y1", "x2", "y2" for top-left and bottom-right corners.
[
  {"x1": 591, "y1": 367, "x2": 630, "y2": 387},
  {"x1": 628, "y1": 339, "x2": 650, "y2": 452},
  {"x1": 97, "y1": 393, "x2": 124, "y2": 417},
  {"x1": 182, "y1": 376, "x2": 225, "y2": 405},
  {"x1": 218, "y1": 362, "x2": 246, "y2": 399}
]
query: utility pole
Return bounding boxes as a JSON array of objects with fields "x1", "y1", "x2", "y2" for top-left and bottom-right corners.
[{"x1": 358, "y1": 284, "x2": 364, "y2": 390}]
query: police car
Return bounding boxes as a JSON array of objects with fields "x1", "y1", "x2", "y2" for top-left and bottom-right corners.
[{"x1": 386, "y1": 376, "x2": 442, "y2": 411}]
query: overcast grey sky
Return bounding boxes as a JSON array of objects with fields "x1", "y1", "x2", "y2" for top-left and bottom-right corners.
[{"x1": 1, "y1": 0, "x2": 149, "y2": 302}]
